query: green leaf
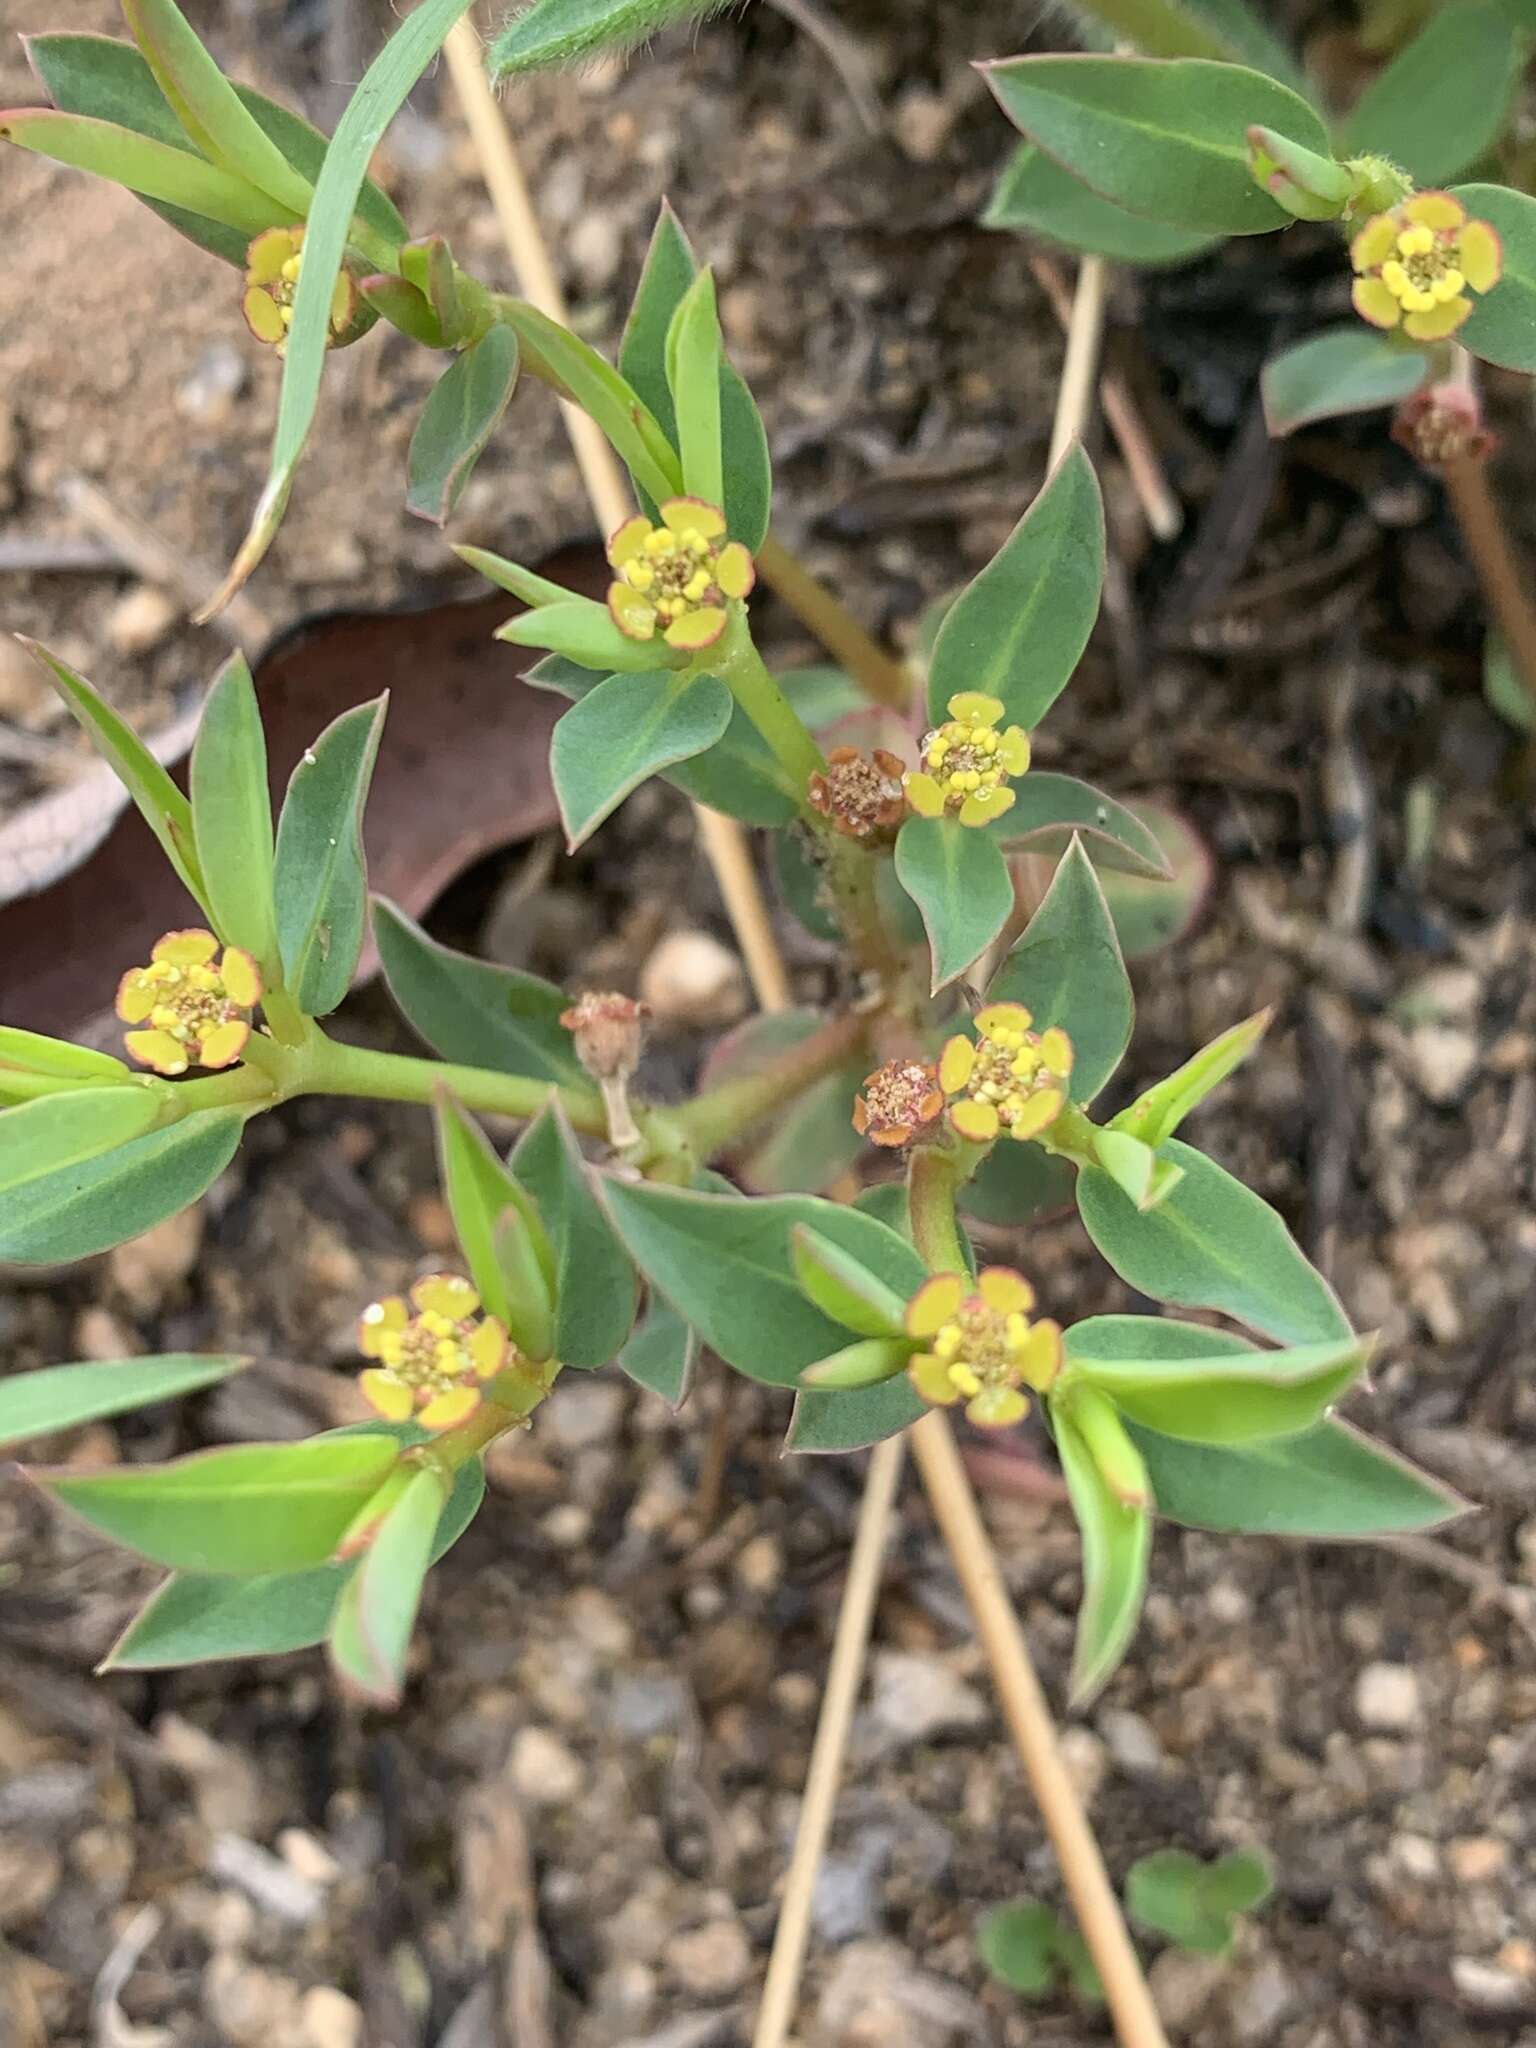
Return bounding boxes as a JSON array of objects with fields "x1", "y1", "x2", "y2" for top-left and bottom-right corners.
[
  {"x1": 0, "y1": 1354, "x2": 245, "y2": 1452},
  {"x1": 977, "y1": 1901, "x2": 1059, "y2": 1996},
  {"x1": 1053, "y1": 1405, "x2": 1152, "y2": 1704},
  {"x1": 328, "y1": 1465, "x2": 444, "y2": 1702},
  {"x1": 496, "y1": 603, "x2": 678, "y2": 675},
  {"x1": 1340, "y1": 5, "x2": 1518, "y2": 186},
  {"x1": 491, "y1": 0, "x2": 733, "y2": 72},
  {"x1": 619, "y1": 1299, "x2": 697, "y2": 1407},
  {"x1": 983, "y1": 143, "x2": 1218, "y2": 265},
  {"x1": 997, "y1": 771, "x2": 1174, "y2": 880},
  {"x1": 1128, "y1": 1414, "x2": 1466, "y2": 1535},
  {"x1": 0, "y1": 106, "x2": 278, "y2": 234},
  {"x1": 273, "y1": 694, "x2": 386, "y2": 1016},
  {"x1": 986, "y1": 838, "x2": 1133, "y2": 1104},
  {"x1": 372, "y1": 897, "x2": 582, "y2": 1083},
  {"x1": 1484, "y1": 633, "x2": 1536, "y2": 736},
  {"x1": 1091, "y1": 1129, "x2": 1184, "y2": 1212},
  {"x1": 1111, "y1": 1007, "x2": 1271, "y2": 1149},
  {"x1": 19, "y1": 639, "x2": 204, "y2": 906},
  {"x1": 1063, "y1": 1319, "x2": 1372, "y2": 1444},
  {"x1": 103, "y1": 1432, "x2": 483, "y2": 1669},
  {"x1": 1261, "y1": 326, "x2": 1428, "y2": 436},
  {"x1": 190, "y1": 653, "x2": 278, "y2": 970},
  {"x1": 982, "y1": 56, "x2": 1332, "y2": 236},
  {"x1": 1125, "y1": 1847, "x2": 1273, "y2": 1955},
  {"x1": 35, "y1": 1434, "x2": 400, "y2": 1575},
  {"x1": 512, "y1": 1102, "x2": 638, "y2": 1368},
  {"x1": 895, "y1": 817, "x2": 1015, "y2": 995},
  {"x1": 120, "y1": 0, "x2": 312, "y2": 212},
  {"x1": 926, "y1": 444, "x2": 1104, "y2": 731},
  {"x1": 497, "y1": 298, "x2": 680, "y2": 506},
  {"x1": 1079, "y1": 1140, "x2": 1351, "y2": 1344},
  {"x1": 1453, "y1": 184, "x2": 1536, "y2": 375},
  {"x1": 454, "y1": 546, "x2": 577, "y2": 609},
  {"x1": 551, "y1": 670, "x2": 733, "y2": 849},
  {"x1": 701, "y1": 1011, "x2": 864, "y2": 1195},
  {"x1": 0, "y1": 1031, "x2": 130, "y2": 1105},
  {"x1": 665, "y1": 269, "x2": 724, "y2": 508},
  {"x1": 406, "y1": 326, "x2": 521, "y2": 525},
  {"x1": 786, "y1": 1375, "x2": 926, "y2": 1454},
  {"x1": 435, "y1": 1094, "x2": 556, "y2": 1361},
  {"x1": 799, "y1": 1338, "x2": 913, "y2": 1390},
  {"x1": 790, "y1": 1224, "x2": 909, "y2": 1337},
  {"x1": 959, "y1": 1139, "x2": 1075, "y2": 1226},
  {"x1": 0, "y1": 1110, "x2": 244, "y2": 1266},
  {"x1": 399, "y1": 232, "x2": 466, "y2": 343},
  {"x1": 212, "y1": 0, "x2": 477, "y2": 612},
  {"x1": 1097, "y1": 800, "x2": 1211, "y2": 960},
  {"x1": 600, "y1": 1181, "x2": 926, "y2": 1386},
  {"x1": 1178, "y1": 0, "x2": 1306, "y2": 90},
  {"x1": 0, "y1": 1089, "x2": 164, "y2": 1195}
]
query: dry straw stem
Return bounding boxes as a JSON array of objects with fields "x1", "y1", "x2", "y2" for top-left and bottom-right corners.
[
  {"x1": 1441, "y1": 455, "x2": 1536, "y2": 710},
  {"x1": 442, "y1": 19, "x2": 790, "y2": 1011}
]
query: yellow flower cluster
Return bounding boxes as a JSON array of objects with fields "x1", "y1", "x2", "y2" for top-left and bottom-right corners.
[
  {"x1": 356, "y1": 1274, "x2": 509, "y2": 1431},
  {"x1": 1350, "y1": 191, "x2": 1502, "y2": 343},
  {"x1": 115, "y1": 929, "x2": 261, "y2": 1077},
  {"x1": 905, "y1": 692, "x2": 1029, "y2": 828},
  {"x1": 242, "y1": 225, "x2": 358, "y2": 356},
  {"x1": 607, "y1": 497, "x2": 755, "y2": 653},
  {"x1": 939, "y1": 1002, "x2": 1072, "y2": 1145},
  {"x1": 905, "y1": 1267, "x2": 1062, "y2": 1429}
]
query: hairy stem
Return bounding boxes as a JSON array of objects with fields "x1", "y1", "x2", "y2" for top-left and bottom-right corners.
[
  {"x1": 756, "y1": 533, "x2": 912, "y2": 710},
  {"x1": 907, "y1": 1147, "x2": 972, "y2": 1274},
  {"x1": 712, "y1": 612, "x2": 827, "y2": 803}
]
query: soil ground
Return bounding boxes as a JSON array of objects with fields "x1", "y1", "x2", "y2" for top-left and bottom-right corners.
[{"x1": 3, "y1": 3, "x2": 1536, "y2": 2046}]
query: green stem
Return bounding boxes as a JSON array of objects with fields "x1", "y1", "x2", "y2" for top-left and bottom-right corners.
[
  {"x1": 907, "y1": 1147, "x2": 973, "y2": 1275},
  {"x1": 823, "y1": 835, "x2": 913, "y2": 991},
  {"x1": 711, "y1": 612, "x2": 826, "y2": 805},
  {"x1": 755, "y1": 532, "x2": 912, "y2": 711},
  {"x1": 675, "y1": 1008, "x2": 870, "y2": 1157},
  {"x1": 1067, "y1": 0, "x2": 1228, "y2": 58},
  {"x1": 296, "y1": 1033, "x2": 610, "y2": 1134}
]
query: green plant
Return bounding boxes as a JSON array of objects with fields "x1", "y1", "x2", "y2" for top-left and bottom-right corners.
[{"x1": 1, "y1": 0, "x2": 1465, "y2": 1723}]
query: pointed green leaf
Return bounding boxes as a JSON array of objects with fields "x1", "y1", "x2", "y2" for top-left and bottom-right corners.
[
  {"x1": 328, "y1": 1464, "x2": 444, "y2": 1702},
  {"x1": 512, "y1": 1101, "x2": 638, "y2": 1368},
  {"x1": 798, "y1": 1337, "x2": 913, "y2": 1390},
  {"x1": 552, "y1": 670, "x2": 733, "y2": 849},
  {"x1": 1341, "y1": 5, "x2": 1517, "y2": 187},
  {"x1": 1078, "y1": 1138, "x2": 1351, "y2": 1346},
  {"x1": 665, "y1": 269, "x2": 724, "y2": 507},
  {"x1": 399, "y1": 232, "x2": 465, "y2": 342},
  {"x1": 1090, "y1": 1129, "x2": 1184, "y2": 1212},
  {"x1": 1098, "y1": 799, "x2": 1211, "y2": 960},
  {"x1": 454, "y1": 545, "x2": 575, "y2": 609},
  {"x1": 497, "y1": 297, "x2": 680, "y2": 505},
  {"x1": 959, "y1": 1139, "x2": 1075, "y2": 1226},
  {"x1": 600, "y1": 1181, "x2": 926, "y2": 1386},
  {"x1": 1128, "y1": 1413, "x2": 1465, "y2": 1535},
  {"x1": 1177, "y1": 0, "x2": 1306, "y2": 88},
  {"x1": 1262, "y1": 327, "x2": 1428, "y2": 437},
  {"x1": 981, "y1": 56, "x2": 1332, "y2": 236},
  {"x1": 435, "y1": 1093, "x2": 556, "y2": 1360},
  {"x1": 407, "y1": 326, "x2": 521, "y2": 524},
  {"x1": 1453, "y1": 184, "x2": 1536, "y2": 375},
  {"x1": 35, "y1": 1434, "x2": 400, "y2": 1575},
  {"x1": 273, "y1": 694, "x2": 386, "y2": 1016},
  {"x1": 0, "y1": 106, "x2": 278, "y2": 233},
  {"x1": 496, "y1": 602, "x2": 677, "y2": 674},
  {"x1": 1126, "y1": 1847, "x2": 1273, "y2": 1955},
  {"x1": 0, "y1": 1354, "x2": 246, "y2": 1452},
  {"x1": 190, "y1": 653, "x2": 278, "y2": 969},
  {"x1": 997, "y1": 771, "x2": 1174, "y2": 879},
  {"x1": 926, "y1": 445, "x2": 1104, "y2": 731},
  {"x1": 214, "y1": 0, "x2": 477, "y2": 610},
  {"x1": 619, "y1": 1299, "x2": 697, "y2": 1407},
  {"x1": 20, "y1": 638, "x2": 205, "y2": 906},
  {"x1": 895, "y1": 816, "x2": 1015, "y2": 995},
  {"x1": 0, "y1": 1031, "x2": 130, "y2": 1105},
  {"x1": 372, "y1": 897, "x2": 583, "y2": 1083},
  {"x1": 1111, "y1": 1007, "x2": 1271, "y2": 1150},
  {"x1": 986, "y1": 837, "x2": 1133, "y2": 1103},
  {"x1": 790, "y1": 1224, "x2": 909, "y2": 1337},
  {"x1": 786, "y1": 1375, "x2": 925, "y2": 1453},
  {"x1": 120, "y1": 0, "x2": 313, "y2": 211},
  {"x1": 1054, "y1": 1406, "x2": 1152, "y2": 1704},
  {"x1": 0, "y1": 1089, "x2": 165, "y2": 1195},
  {"x1": 1063, "y1": 1319, "x2": 1372, "y2": 1444},
  {"x1": 0, "y1": 1109, "x2": 244, "y2": 1266},
  {"x1": 490, "y1": 0, "x2": 733, "y2": 73},
  {"x1": 983, "y1": 143, "x2": 1218, "y2": 265}
]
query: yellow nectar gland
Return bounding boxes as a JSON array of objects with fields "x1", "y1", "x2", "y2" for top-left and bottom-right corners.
[
  {"x1": 242, "y1": 225, "x2": 358, "y2": 357},
  {"x1": 607, "y1": 498, "x2": 756, "y2": 653},
  {"x1": 356, "y1": 1274, "x2": 510, "y2": 1431},
  {"x1": 1351, "y1": 191, "x2": 1502, "y2": 344},
  {"x1": 939, "y1": 1002, "x2": 1072, "y2": 1145},
  {"x1": 115, "y1": 929, "x2": 261, "y2": 1077},
  {"x1": 905, "y1": 692, "x2": 1030, "y2": 828},
  {"x1": 905, "y1": 1267, "x2": 1062, "y2": 1429}
]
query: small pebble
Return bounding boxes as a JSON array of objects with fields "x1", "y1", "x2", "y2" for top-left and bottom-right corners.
[
  {"x1": 1354, "y1": 1662, "x2": 1422, "y2": 1732},
  {"x1": 508, "y1": 1726, "x2": 584, "y2": 1805},
  {"x1": 300, "y1": 1986, "x2": 363, "y2": 2048},
  {"x1": 666, "y1": 1918, "x2": 753, "y2": 1998},
  {"x1": 105, "y1": 582, "x2": 179, "y2": 657},
  {"x1": 1451, "y1": 1958, "x2": 1526, "y2": 2011},
  {"x1": 640, "y1": 929, "x2": 747, "y2": 1027}
]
